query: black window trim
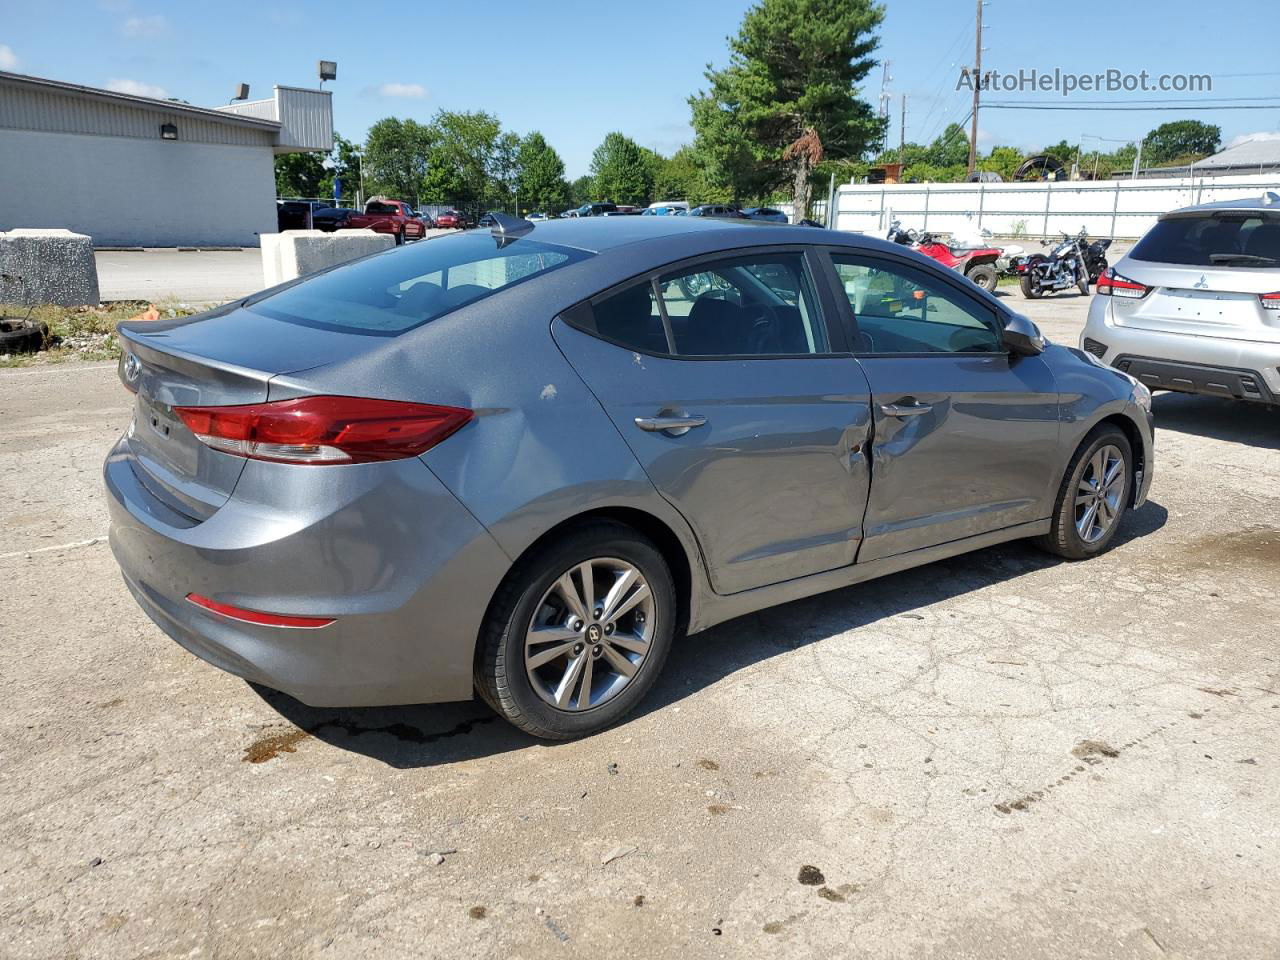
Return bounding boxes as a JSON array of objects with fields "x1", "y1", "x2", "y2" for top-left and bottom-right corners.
[
  {"x1": 566, "y1": 244, "x2": 853, "y2": 361},
  {"x1": 817, "y1": 246, "x2": 1010, "y2": 359}
]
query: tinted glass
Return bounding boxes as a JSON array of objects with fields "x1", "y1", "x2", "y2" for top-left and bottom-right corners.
[
  {"x1": 659, "y1": 254, "x2": 826, "y2": 356},
  {"x1": 590, "y1": 282, "x2": 669, "y2": 354},
  {"x1": 246, "y1": 234, "x2": 590, "y2": 336},
  {"x1": 1130, "y1": 213, "x2": 1280, "y2": 266},
  {"x1": 832, "y1": 256, "x2": 1000, "y2": 354},
  {"x1": 366, "y1": 202, "x2": 398, "y2": 214}
]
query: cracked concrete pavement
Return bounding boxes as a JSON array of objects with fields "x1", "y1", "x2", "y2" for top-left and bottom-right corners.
[{"x1": 1, "y1": 290, "x2": 1278, "y2": 959}]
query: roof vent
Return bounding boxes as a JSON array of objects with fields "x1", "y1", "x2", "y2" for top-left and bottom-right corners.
[{"x1": 489, "y1": 212, "x2": 534, "y2": 247}]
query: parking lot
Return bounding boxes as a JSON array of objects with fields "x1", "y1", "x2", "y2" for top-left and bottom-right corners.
[{"x1": 1, "y1": 289, "x2": 1277, "y2": 959}]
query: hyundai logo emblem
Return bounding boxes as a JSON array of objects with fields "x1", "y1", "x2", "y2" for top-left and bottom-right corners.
[
  {"x1": 1193, "y1": 275, "x2": 1209, "y2": 289},
  {"x1": 123, "y1": 353, "x2": 141, "y2": 382}
]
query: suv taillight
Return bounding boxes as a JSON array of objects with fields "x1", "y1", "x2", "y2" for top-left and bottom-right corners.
[
  {"x1": 1096, "y1": 268, "x2": 1150, "y2": 299},
  {"x1": 1260, "y1": 292, "x2": 1280, "y2": 311},
  {"x1": 174, "y1": 396, "x2": 473, "y2": 465}
]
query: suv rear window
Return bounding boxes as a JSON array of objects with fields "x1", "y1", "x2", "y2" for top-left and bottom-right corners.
[
  {"x1": 365, "y1": 202, "x2": 399, "y2": 214},
  {"x1": 1130, "y1": 212, "x2": 1280, "y2": 267},
  {"x1": 246, "y1": 233, "x2": 590, "y2": 335}
]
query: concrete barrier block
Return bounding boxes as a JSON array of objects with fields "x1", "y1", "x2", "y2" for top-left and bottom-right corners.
[
  {"x1": 261, "y1": 229, "x2": 394, "y2": 288},
  {"x1": 0, "y1": 229, "x2": 100, "y2": 305}
]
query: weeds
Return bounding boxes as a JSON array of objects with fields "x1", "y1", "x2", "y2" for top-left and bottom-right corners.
[{"x1": 0, "y1": 300, "x2": 202, "y2": 368}]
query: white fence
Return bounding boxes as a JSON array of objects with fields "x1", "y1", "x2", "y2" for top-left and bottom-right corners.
[{"x1": 834, "y1": 172, "x2": 1280, "y2": 240}]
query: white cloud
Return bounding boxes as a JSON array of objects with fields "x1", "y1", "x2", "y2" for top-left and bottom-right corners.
[
  {"x1": 0, "y1": 43, "x2": 18, "y2": 70},
  {"x1": 373, "y1": 82, "x2": 427, "y2": 99},
  {"x1": 121, "y1": 14, "x2": 167, "y2": 37},
  {"x1": 106, "y1": 78, "x2": 169, "y2": 99},
  {"x1": 1227, "y1": 131, "x2": 1280, "y2": 149}
]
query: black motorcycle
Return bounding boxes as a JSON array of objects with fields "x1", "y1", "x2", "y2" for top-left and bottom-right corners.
[
  {"x1": 1017, "y1": 230, "x2": 1091, "y2": 299},
  {"x1": 1082, "y1": 235, "x2": 1111, "y2": 284}
]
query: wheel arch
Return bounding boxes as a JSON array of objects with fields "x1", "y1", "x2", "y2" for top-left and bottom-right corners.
[
  {"x1": 1093, "y1": 412, "x2": 1147, "y2": 507},
  {"x1": 489, "y1": 506, "x2": 695, "y2": 640}
]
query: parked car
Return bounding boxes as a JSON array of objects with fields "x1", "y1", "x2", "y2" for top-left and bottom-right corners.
[
  {"x1": 105, "y1": 216, "x2": 1153, "y2": 739},
  {"x1": 526, "y1": 212, "x2": 551, "y2": 221},
  {"x1": 347, "y1": 198, "x2": 427, "y2": 245},
  {"x1": 567, "y1": 203, "x2": 618, "y2": 218},
  {"x1": 689, "y1": 204, "x2": 746, "y2": 219},
  {"x1": 311, "y1": 207, "x2": 359, "y2": 232},
  {"x1": 414, "y1": 210, "x2": 437, "y2": 229},
  {"x1": 476, "y1": 212, "x2": 499, "y2": 228},
  {"x1": 643, "y1": 201, "x2": 690, "y2": 216},
  {"x1": 1081, "y1": 193, "x2": 1280, "y2": 405},
  {"x1": 742, "y1": 206, "x2": 789, "y2": 223},
  {"x1": 434, "y1": 210, "x2": 466, "y2": 229},
  {"x1": 275, "y1": 200, "x2": 330, "y2": 231}
]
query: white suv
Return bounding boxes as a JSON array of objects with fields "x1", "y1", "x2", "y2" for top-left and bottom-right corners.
[{"x1": 1081, "y1": 193, "x2": 1280, "y2": 405}]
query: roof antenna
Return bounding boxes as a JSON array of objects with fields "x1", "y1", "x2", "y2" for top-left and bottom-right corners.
[{"x1": 489, "y1": 211, "x2": 535, "y2": 247}]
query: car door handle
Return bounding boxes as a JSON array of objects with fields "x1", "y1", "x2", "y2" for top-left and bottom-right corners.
[
  {"x1": 880, "y1": 402, "x2": 932, "y2": 418},
  {"x1": 634, "y1": 414, "x2": 707, "y2": 436}
]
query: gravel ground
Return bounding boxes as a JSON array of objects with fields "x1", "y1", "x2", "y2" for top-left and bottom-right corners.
[{"x1": 1, "y1": 292, "x2": 1277, "y2": 960}]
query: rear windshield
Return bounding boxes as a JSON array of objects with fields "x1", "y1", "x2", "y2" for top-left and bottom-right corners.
[
  {"x1": 246, "y1": 233, "x2": 591, "y2": 335},
  {"x1": 1130, "y1": 212, "x2": 1280, "y2": 267}
]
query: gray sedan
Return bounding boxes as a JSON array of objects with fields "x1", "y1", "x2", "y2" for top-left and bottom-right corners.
[{"x1": 105, "y1": 216, "x2": 1154, "y2": 739}]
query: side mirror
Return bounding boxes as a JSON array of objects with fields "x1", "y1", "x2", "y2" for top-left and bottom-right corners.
[{"x1": 1003, "y1": 313, "x2": 1045, "y2": 356}]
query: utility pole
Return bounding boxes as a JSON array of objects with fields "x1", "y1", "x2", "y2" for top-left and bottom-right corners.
[
  {"x1": 879, "y1": 59, "x2": 893, "y2": 152},
  {"x1": 967, "y1": 0, "x2": 983, "y2": 175},
  {"x1": 899, "y1": 94, "x2": 907, "y2": 166}
]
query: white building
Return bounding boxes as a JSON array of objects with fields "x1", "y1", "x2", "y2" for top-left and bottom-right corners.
[{"x1": 0, "y1": 70, "x2": 332, "y2": 248}]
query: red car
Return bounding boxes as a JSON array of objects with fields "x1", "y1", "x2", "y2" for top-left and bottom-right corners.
[
  {"x1": 434, "y1": 210, "x2": 467, "y2": 229},
  {"x1": 347, "y1": 199, "x2": 427, "y2": 245}
]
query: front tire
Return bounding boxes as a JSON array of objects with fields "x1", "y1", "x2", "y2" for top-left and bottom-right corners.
[
  {"x1": 967, "y1": 263, "x2": 998, "y2": 293},
  {"x1": 1076, "y1": 267, "x2": 1090, "y2": 296},
  {"x1": 475, "y1": 521, "x2": 676, "y2": 740},
  {"x1": 1034, "y1": 425, "x2": 1133, "y2": 560},
  {"x1": 1020, "y1": 274, "x2": 1042, "y2": 299},
  {"x1": 394, "y1": 228, "x2": 404, "y2": 246}
]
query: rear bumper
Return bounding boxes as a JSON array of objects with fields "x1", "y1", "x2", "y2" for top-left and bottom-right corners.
[
  {"x1": 104, "y1": 438, "x2": 511, "y2": 706},
  {"x1": 1083, "y1": 297, "x2": 1280, "y2": 402},
  {"x1": 1114, "y1": 355, "x2": 1275, "y2": 404}
]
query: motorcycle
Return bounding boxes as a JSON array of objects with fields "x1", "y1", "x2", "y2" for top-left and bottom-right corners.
[
  {"x1": 1016, "y1": 230, "x2": 1092, "y2": 299},
  {"x1": 1082, "y1": 235, "x2": 1112, "y2": 284},
  {"x1": 884, "y1": 219, "x2": 1002, "y2": 293},
  {"x1": 950, "y1": 221, "x2": 1027, "y2": 280}
]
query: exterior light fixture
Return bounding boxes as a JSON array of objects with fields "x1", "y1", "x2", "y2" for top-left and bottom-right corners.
[
  {"x1": 318, "y1": 60, "x2": 337, "y2": 86},
  {"x1": 159, "y1": 123, "x2": 178, "y2": 140},
  {"x1": 229, "y1": 82, "x2": 250, "y2": 104}
]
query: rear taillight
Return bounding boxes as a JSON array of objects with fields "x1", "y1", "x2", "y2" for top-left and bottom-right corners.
[
  {"x1": 1261, "y1": 292, "x2": 1280, "y2": 311},
  {"x1": 173, "y1": 395, "x2": 473, "y2": 465},
  {"x1": 1096, "y1": 268, "x2": 1150, "y2": 299}
]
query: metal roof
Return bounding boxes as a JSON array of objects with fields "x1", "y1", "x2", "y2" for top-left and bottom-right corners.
[
  {"x1": 1198, "y1": 137, "x2": 1280, "y2": 170},
  {"x1": 0, "y1": 70, "x2": 281, "y2": 131}
]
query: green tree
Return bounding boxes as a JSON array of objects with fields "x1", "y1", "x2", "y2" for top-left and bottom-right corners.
[
  {"x1": 419, "y1": 110, "x2": 509, "y2": 208},
  {"x1": 363, "y1": 117, "x2": 434, "y2": 203},
  {"x1": 1143, "y1": 120, "x2": 1220, "y2": 166},
  {"x1": 928, "y1": 123, "x2": 971, "y2": 168},
  {"x1": 569, "y1": 174, "x2": 595, "y2": 205},
  {"x1": 274, "y1": 151, "x2": 327, "y2": 198},
  {"x1": 317, "y1": 132, "x2": 361, "y2": 204},
  {"x1": 689, "y1": 0, "x2": 886, "y2": 217},
  {"x1": 590, "y1": 132, "x2": 654, "y2": 205},
  {"x1": 978, "y1": 145, "x2": 1024, "y2": 182},
  {"x1": 515, "y1": 132, "x2": 570, "y2": 212}
]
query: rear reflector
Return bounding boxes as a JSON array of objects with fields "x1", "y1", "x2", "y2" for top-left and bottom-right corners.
[
  {"x1": 186, "y1": 593, "x2": 335, "y2": 628},
  {"x1": 1261, "y1": 292, "x2": 1280, "y2": 311},
  {"x1": 1096, "y1": 268, "x2": 1150, "y2": 299},
  {"x1": 173, "y1": 395, "x2": 473, "y2": 465}
]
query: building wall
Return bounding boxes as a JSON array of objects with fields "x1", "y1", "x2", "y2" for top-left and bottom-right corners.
[
  {"x1": 0, "y1": 129, "x2": 277, "y2": 247},
  {"x1": 835, "y1": 172, "x2": 1280, "y2": 240}
]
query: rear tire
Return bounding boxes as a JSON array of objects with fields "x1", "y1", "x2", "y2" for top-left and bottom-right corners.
[
  {"x1": 967, "y1": 263, "x2": 998, "y2": 293},
  {"x1": 475, "y1": 521, "x2": 676, "y2": 740},
  {"x1": 394, "y1": 228, "x2": 404, "y2": 246},
  {"x1": 1034, "y1": 425, "x2": 1133, "y2": 560},
  {"x1": 1019, "y1": 275, "x2": 1041, "y2": 299}
]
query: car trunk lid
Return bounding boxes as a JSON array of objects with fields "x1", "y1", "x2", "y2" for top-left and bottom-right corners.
[
  {"x1": 116, "y1": 307, "x2": 381, "y2": 521},
  {"x1": 1110, "y1": 262, "x2": 1280, "y2": 343}
]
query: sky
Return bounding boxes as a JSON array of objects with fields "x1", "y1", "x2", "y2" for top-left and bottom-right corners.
[{"x1": 2, "y1": 0, "x2": 1278, "y2": 179}]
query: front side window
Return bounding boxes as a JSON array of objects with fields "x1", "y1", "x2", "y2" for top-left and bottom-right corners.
[
  {"x1": 831, "y1": 255, "x2": 1001, "y2": 354},
  {"x1": 246, "y1": 233, "x2": 590, "y2": 335},
  {"x1": 589, "y1": 253, "x2": 828, "y2": 357}
]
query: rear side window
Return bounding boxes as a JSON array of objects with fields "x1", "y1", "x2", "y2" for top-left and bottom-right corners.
[
  {"x1": 588, "y1": 253, "x2": 828, "y2": 357},
  {"x1": 247, "y1": 233, "x2": 590, "y2": 335},
  {"x1": 1131, "y1": 213, "x2": 1280, "y2": 267}
]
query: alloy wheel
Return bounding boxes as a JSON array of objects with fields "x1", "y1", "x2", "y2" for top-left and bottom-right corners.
[
  {"x1": 1074, "y1": 444, "x2": 1126, "y2": 543},
  {"x1": 524, "y1": 557, "x2": 655, "y2": 712}
]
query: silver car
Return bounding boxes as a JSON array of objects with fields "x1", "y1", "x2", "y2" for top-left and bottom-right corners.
[
  {"x1": 1082, "y1": 193, "x2": 1280, "y2": 404},
  {"x1": 105, "y1": 216, "x2": 1154, "y2": 739}
]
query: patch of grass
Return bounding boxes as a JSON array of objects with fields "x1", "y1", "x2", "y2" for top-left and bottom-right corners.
[{"x1": 0, "y1": 300, "x2": 203, "y2": 368}]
